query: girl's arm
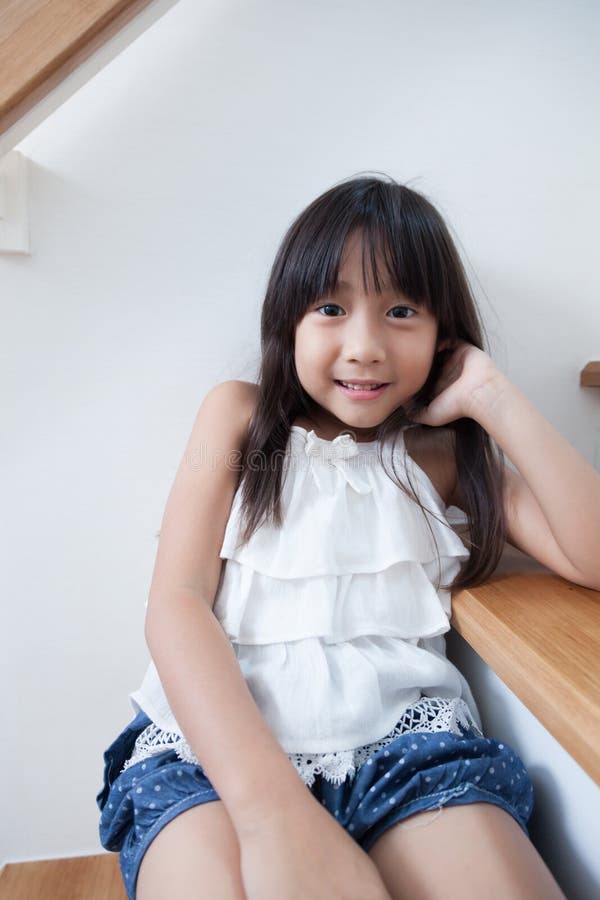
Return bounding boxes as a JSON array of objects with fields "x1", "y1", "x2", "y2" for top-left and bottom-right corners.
[
  {"x1": 416, "y1": 343, "x2": 600, "y2": 591},
  {"x1": 145, "y1": 380, "x2": 309, "y2": 822},
  {"x1": 145, "y1": 380, "x2": 391, "y2": 899}
]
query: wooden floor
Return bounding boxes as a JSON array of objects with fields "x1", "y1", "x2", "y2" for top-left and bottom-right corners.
[{"x1": 0, "y1": 854, "x2": 127, "y2": 900}]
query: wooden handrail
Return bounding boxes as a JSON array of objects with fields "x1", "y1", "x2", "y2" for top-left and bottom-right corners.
[
  {"x1": 580, "y1": 361, "x2": 600, "y2": 387},
  {"x1": 451, "y1": 545, "x2": 600, "y2": 785},
  {"x1": 0, "y1": 0, "x2": 157, "y2": 138}
]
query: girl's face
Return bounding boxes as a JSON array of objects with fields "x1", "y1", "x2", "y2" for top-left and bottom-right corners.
[{"x1": 294, "y1": 230, "x2": 442, "y2": 441}]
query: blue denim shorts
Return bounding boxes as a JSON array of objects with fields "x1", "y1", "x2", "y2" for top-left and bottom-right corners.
[{"x1": 97, "y1": 710, "x2": 534, "y2": 899}]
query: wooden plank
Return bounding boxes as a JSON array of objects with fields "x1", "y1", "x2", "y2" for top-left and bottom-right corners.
[
  {"x1": 0, "y1": 854, "x2": 126, "y2": 900},
  {"x1": 452, "y1": 551, "x2": 600, "y2": 785},
  {"x1": 0, "y1": 0, "x2": 157, "y2": 137},
  {"x1": 580, "y1": 361, "x2": 600, "y2": 387}
]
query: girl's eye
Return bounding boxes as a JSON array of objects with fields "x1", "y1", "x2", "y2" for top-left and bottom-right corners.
[
  {"x1": 316, "y1": 304, "x2": 343, "y2": 317},
  {"x1": 388, "y1": 306, "x2": 416, "y2": 319}
]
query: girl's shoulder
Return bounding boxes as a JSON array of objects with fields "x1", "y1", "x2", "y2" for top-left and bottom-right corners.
[
  {"x1": 403, "y1": 425, "x2": 458, "y2": 508},
  {"x1": 218, "y1": 379, "x2": 259, "y2": 446},
  {"x1": 226, "y1": 379, "x2": 259, "y2": 406}
]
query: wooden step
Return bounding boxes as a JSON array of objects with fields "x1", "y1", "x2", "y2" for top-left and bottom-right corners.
[{"x1": 0, "y1": 854, "x2": 126, "y2": 900}]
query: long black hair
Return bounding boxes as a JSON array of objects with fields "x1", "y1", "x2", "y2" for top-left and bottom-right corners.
[{"x1": 237, "y1": 173, "x2": 506, "y2": 590}]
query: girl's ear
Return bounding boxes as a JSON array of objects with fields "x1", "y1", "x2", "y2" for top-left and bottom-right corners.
[{"x1": 436, "y1": 337, "x2": 453, "y2": 352}]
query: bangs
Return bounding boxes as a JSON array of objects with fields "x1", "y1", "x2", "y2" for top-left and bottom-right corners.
[{"x1": 287, "y1": 179, "x2": 445, "y2": 315}]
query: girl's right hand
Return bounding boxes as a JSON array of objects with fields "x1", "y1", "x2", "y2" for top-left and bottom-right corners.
[{"x1": 237, "y1": 792, "x2": 393, "y2": 900}]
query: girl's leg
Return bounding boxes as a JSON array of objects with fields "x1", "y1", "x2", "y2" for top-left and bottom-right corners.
[
  {"x1": 136, "y1": 799, "x2": 246, "y2": 900},
  {"x1": 367, "y1": 802, "x2": 566, "y2": 900}
]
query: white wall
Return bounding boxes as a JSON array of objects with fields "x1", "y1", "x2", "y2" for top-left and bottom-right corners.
[{"x1": 2, "y1": 0, "x2": 599, "y2": 880}]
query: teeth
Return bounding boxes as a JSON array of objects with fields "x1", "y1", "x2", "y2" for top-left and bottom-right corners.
[{"x1": 340, "y1": 381, "x2": 382, "y2": 391}]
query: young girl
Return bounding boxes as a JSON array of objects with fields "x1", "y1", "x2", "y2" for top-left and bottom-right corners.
[{"x1": 97, "y1": 175, "x2": 599, "y2": 900}]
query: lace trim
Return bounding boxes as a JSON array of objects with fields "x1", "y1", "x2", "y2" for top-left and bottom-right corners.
[
  {"x1": 286, "y1": 697, "x2": 481, "y2": 787},
  {"x1": 122, "y1": 697, "x2": 482, "y2": 788}
]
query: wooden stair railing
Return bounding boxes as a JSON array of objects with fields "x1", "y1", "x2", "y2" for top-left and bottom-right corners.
[
  {"x1": 0, "y1": 0, "x2": 160, "y2": 139},
  {"x1": 580, "y1": 361, "x2": 600, "y2": 387},
  {"x1": 451, "y1": 544, "x2": 600, "y2": 785}
]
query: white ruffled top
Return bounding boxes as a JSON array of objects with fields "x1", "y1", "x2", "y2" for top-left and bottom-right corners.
[{"x1": 130, "y1": 424, "x2": 481, "y2": 764}]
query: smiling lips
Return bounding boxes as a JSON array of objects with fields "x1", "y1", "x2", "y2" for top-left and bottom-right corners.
[
  {"x1": 335, "y1": 380, "x2": 389, "y2": 399},
  {"x1": 339, "y1": 379, "x2": 382, "y2": 387}
]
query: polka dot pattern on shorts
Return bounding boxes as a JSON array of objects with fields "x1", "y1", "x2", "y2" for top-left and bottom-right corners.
[{"x1": 98, "y1": 710, "x2": 534, "y2": 900}]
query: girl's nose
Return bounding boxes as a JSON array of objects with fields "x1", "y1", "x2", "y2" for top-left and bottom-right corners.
[{"x1": 343, "y1": 319, "x2": 386, "y2": 364}]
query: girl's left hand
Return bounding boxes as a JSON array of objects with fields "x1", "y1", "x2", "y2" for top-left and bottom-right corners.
[{"x1": 414, "y1": 342, "x2": 503, "y2": 427}]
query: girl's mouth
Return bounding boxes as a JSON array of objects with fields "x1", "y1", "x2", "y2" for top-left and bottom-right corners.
[{"x1": 335, "y1": 380, "x2": 389, "y2": 400}]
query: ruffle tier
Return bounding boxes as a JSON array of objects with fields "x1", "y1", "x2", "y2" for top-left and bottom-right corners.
[
  {"x1": 219, "y1": 427, "x2": 469, "y2": 581},
  {"x1": 214, "y1": 558, "x2": 463, "y2": 643},
  {"x1": 131, "y1": 633, "x2": 482, "y2": 755}
]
